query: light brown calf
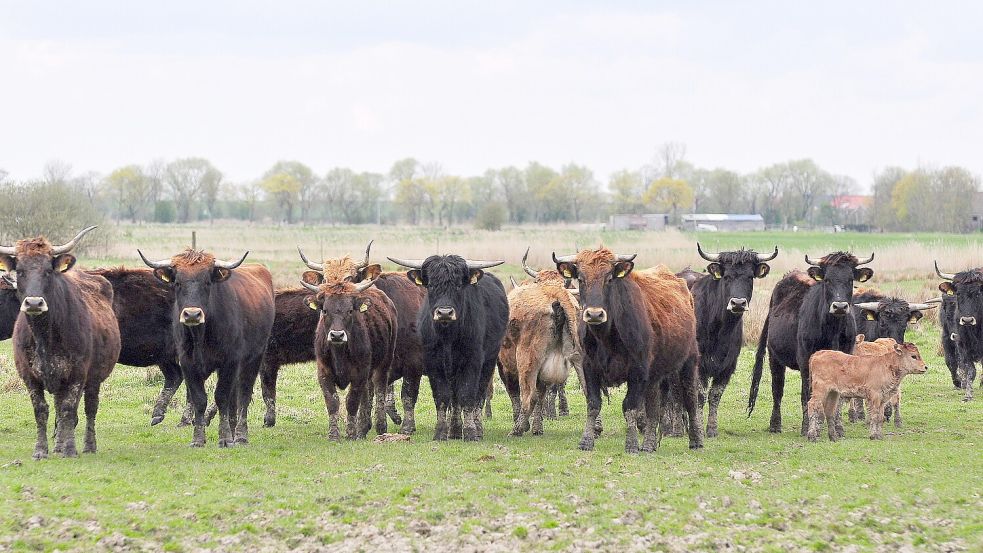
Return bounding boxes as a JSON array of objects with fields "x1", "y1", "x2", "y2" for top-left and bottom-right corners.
[{"x1": 807, "y1": 340, "x2": 927, "y2": 442}]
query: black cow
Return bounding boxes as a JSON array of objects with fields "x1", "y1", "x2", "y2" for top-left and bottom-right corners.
[
  {"x1": 388, "y1": 255, "x2": 508, "y2": 441},
  {"x1": 140, "y1": 248, "x2": 275, "y2": 447},
  {"x1": 935, "y1": 262, "x2": 983, "y2": 401},
  {"x1": 748, "y1": 252, "x2": 874, "y2": 435},
  {"x1": 1, "y1": 272, "x2": 19, "y2": 340},
  {"x1": 685, "y1": 244, "x2": 777, "y2": 437},
  {"x1": 933, "y1": 293, "x2": 962, "y2": 388}
]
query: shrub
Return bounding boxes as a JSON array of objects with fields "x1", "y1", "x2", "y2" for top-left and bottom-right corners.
[{"x1": 474, "y1": 201, "x2": 507, "y2": 231}]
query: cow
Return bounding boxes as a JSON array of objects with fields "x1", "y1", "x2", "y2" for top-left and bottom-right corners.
[
  {"x1": 934, "y1": 262, "x2": 983, "y2": 401},
  {"x1": 1, "y1": 271, "x2": 19, "y2": 340},
  {"x1": 681, "y1": 244, "x2": 778, "y2": 438},
  {"x1": 139, "y1": 248, "x2": 275, "y2": 447},
  {"x1": 748, "y1": 251, "x2": 875, "y2": 435},
  {"x1": 848, "y1": 289, "x2": 936, "y2": 422},
  {"x1": 387, "y1": 254, "x2": 508, "y2": 441},
  {"x1": 553, "y1": 247, "x2": 703, "y2": 453},
  {"x1": 929, "y1": 293, "x2": 962, "y2": 388},
  {"x1": 806, "y1": 340, "x2": 927, "y2": 442},
  {"x1": 300, "y1": 242, "x2": 426, "y2": 434},
  {"x1": 301, "y1": 277, "x2": 397, "y2": 439},
  {"x1": 1, "y1": 227, "x2": 121, "y2": 459},
  {"x1": 498, "y1": 248, "x2": 582, "y2": 437}
]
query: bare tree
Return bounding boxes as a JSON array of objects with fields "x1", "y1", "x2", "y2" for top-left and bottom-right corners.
[{"x1": 165, "y1": 158, "x2": 222, "y2": 223}]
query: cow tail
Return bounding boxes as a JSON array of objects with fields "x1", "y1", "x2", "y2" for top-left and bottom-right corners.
[
  {"x1": 550, "y1": 300, "x2": 566, "y2": 342},
  {"x1": 747, "y1": 313, "x2": 770, "y2": 418}
]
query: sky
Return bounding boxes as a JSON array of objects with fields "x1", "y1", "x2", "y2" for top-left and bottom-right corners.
[{"x1": 1, "y1": 1, "x2": 981, "y2": 190}]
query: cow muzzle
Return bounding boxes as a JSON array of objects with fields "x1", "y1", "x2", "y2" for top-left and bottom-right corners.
[
  {"x1": 328, "y1": 330, "x2": 348, "y2": 345},
  {"x1": 582, "y1": 307, "x2": 608, "y2": 325},
  {"x1": 433, "y1": 306, "x2": 457, "y2": 322},
  {"x1": 180, "y1": 307, "x2": 205, "y2": 327},
  {"x1": 727, "y1": 298, "x2": 749, "y2": 313},
  {"x1": 829, "y1": 301, "x2": 850, "y2": 316},
  {"x1": 20, "y1": 296, "x2": 48, "y2": 316},
  {"x1": 959, "y1": 316, "x2": 977, "y2": 327}
]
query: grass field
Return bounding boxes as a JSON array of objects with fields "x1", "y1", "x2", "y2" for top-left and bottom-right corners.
[{"x1": 0, "y1": 225, "x2": 981, "y2": 552}]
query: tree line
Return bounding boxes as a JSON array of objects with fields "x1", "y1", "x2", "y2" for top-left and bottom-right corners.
[{"x1": 0, "y1": 143, "x2": 979, "y2": 232}]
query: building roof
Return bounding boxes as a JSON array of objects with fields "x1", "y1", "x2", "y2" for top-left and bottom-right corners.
[
  {"x1": 681, "y1": 213, "x2": 764, "y2": 222},
  {"x1": 831, "y1": 195, "x2": 873, "y2": 210}
]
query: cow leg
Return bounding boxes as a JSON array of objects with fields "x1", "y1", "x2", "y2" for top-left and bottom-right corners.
[
  {"x1": 768, "y1": 358, "x2": 785, "y2": 433},
  {"x1": 213, "y1": 369, "x2": 236, "y2": 448},
  {"x1": 622, "y1": 368, "x2": 647, "y2": 454},
  {"x1": 385, "y1": 382, "x2": 402, "y2": 426},
  {"x1": 705, "y1": 373, "x2": 731, "y2": 438},
  {"x1": 822, "y1": 392, "x2": 840, "y2": 442},
  {"x1": 498, "y1": 364, "x2": 521, "y2": 426},
  {"x1": 234, "y1": 358, "x2": 263, "y2": 445},
  {"x1": 962, "y1": 362, "x2": 977, "y2": 401},
  {"x1": 260, "y1": 361, "x2": 279, "y2": 428},
  {"x1": 848, "y1": 398, "x2": 865, "y2": 423},
  {"x1": 178, "y1": 402, "x2": 193, "y2": 427},
  {"x1": 51, "y1": 408, "x2": 61, "y2": 451},
  {"x1": 805, "y1": 392, "x2": 822, "y2": 442},
  {"x1": 315, "y1": 369, "x2": 341, "y2": 441},
  {"x1": 447, "y1": 398, "x2": 464, "y2": 439},
  {"x1": 184, "y1": 373, "x2": 208, "y2": 447},
  {"x1": 357, "y1": 381, "x2": 372, "y2": 439},
  {"x1": 544, "y1": 384, "x2": 558, "y2": 420},
  {"x1": 578, "y1": 362, "x2": 603, "y2": 451},
  {"x1": 640, "y1": 380, "x2": 662, "y2": 453},
  {"x1": 82, "y1": 383, "x2": 101, "y2": 454},
  {"x1": 54, "y1": 383, "x2": 83, "y2": 458},
  {"x1": 799, "y1": 366, "x2": 812, "y2": 436},
  {"x1": 428, "y1": 373, "x2": 451, "y2": 441},
  {"x1": 892, "y1": 391, "x2": 902, "y2": 428},
  {"x1": 677, "y1": 356, "x2": 704, "y2": 450},
  {"x1": 343, "y1": 385, "x2": 361, "y2": 440},
  {"x1": 484, "y1": 378, "x2": 493, "y2": 420},
  {"x1": 514, "y1": 349, "x2": 537, "y2": 436},
  {"x1": 866, "y1": 396, "x2": 885, "y2": 439},
  {"x1": 27, "y1": 385, "x2": 49, "y2": 460},
  {"x1": 152, "y1": 360, "x2": 183, "y2": 426},
  {"x1": 557, "y1": 385, "x2": 569, "y2": 417},
  {"x1": 399, "y1": 374, "x2": 420, "y2": 435},
  {"x1": 373, "y1": 372, "x2": 388, "y2": 436},
  {"x1": 531, "y1": 383, "x2": 546, "y2": 436}
]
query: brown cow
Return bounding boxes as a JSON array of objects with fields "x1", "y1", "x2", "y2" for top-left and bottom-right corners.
[
  {"x1": 554, "y1": 247, "x2": 703, "y2": 453},
  {"x1": 499, "y1": 249, "x2": 582, "y2": 436},
  {"x1": 301, "y1": 278, "x2": 397, "y2": 440},
  {"x1": 806, "y1": 339, "x2": 927, "y2": 442},
  {"x1": 0, "y1": 227, "x2": 121, "y2": 459}
]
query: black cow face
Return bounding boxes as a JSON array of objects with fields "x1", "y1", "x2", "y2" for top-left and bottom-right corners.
[
  {"x1": 152, "y1": 263, "x2": 232, "y2": 327},
  {"x1": 307, "y1": 290, "x2": 370, "y2": 346},
  {"x1": 708, "y1": 259, "x2": 770, "y2": 314},
  {"x1": 808, "y1": 263, "x2": 872, "y2": 316},
  {"x1": 940, "y1": 275, "x2": 983, "y2": 328},
  {"x1": 0, "y1": 251, "x2": 76, "y2": 317},
  {"x1": 862, "y1": 303, "x2": 916, "y2": 344},
  {"x1": 409, "y1": 255, "x2": 483, "y2": 324}
]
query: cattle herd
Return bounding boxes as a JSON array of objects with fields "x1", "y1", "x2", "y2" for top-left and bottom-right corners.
[{"x1": 0, "y1": 227, "x2": 977, "y2": 459}]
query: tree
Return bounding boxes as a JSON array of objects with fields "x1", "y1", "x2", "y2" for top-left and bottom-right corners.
[
  {"x1": 492, "y1": 166, "x2": 528, "y2": 223},
  {"x1": 644, "y1": 177, "x2": 694, "y2": 222},
  {"x1": 104, "y1": 165, "x2": 151, "y2": 223},
  {"x1": 260, "y1": 171, "x2": 301, "y2": 224},
  {"x1": 871, "y1": 167, "x2": 906, "y2": 230},
  {"x1": 524, "y1": 162, "x2": 558, "y2": 223},
  {"x1": 264, "y1": 161, "x2": 316, "y2": 223},
  {"x1": 608, "y1": 170, "x2": 645, "y2": 214},
  {"x1": 166, "y1": 158, "x2": 222, "y2": 223}
]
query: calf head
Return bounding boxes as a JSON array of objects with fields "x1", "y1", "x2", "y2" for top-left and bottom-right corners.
[
  {"x1": 895, "y1": 342, "x2": 928, "y2": 375},
  {"x1": 388, "y1": 254, "x2": 503, "y2": 325},
  {"x1": 697, "y1": 243, "x2": 777, "y2": 314},
  {"x1": 0, "y1": 226, "x2": 96, "y2": 317},
  {"x1": 298, "y1": 241, "x2": 382, "y2": 285},
  {"x1": 854, "y1": 296, "x2": 936, "y2": 343},
  {"x1": 552, "y1": 247, "x2": 635, "y2": 327},
  {"x1": 936, "y1": 263, "x2": 983, "y2": 329},
  {"x1": 301, "y1": 275, "x2": 376, "y2": 347},
  {"x1": 140, "y1": 248, "x2": 249, "y2": 327},
  {"x1": 805, "y1": 251, "x2": 874, "y2": 316}
]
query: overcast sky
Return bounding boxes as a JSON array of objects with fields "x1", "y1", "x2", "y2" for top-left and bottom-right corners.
[{"x1": 1, "y1": 1, "x2": 980, "y2": 190}]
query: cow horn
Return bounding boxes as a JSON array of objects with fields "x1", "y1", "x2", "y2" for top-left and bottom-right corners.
[
  {"x1": 465, "y1": 259, "x2": 504, "y2": 270},
  {"x1": 353, "y1": 276, "x2": 377, "y2": 292},
  {"x1": 138, "y1": 249, "x2": 172, "y2": 270},
  {"x1": 854, "y1": 302, "x2": 882, "y2": 311},
  {"x1": 387, "y1": 257, "x2": 425, "y2": 269},
  {"x1": 0, "y1": 244, "x2": 14, "y2": 256},
  {"x1": 553, "y1": 252, "x2": 577, "y2": 264},
  {"x1": 297, "y1": 246, "x2": 323, "y2": 271},
  {"x1": 1, "y1": 271, "x2": 15, "y2": 288},
  {"x1": 696, "y1": 243, "x2": 720, "y2": 262},
  {"x1": 908, "y1": 302, "x2": 937, "y2": 311},
  {"x1": 357, "y1": 240, "x2": 374, "y2": 269},
  {"x1": 757, "y1": 246, "x2": 779, "y2": 262},
  {"x1": 215, "y1": 251, "x2": 249, "y2": 270},
  {"x1": 856, "y1": 253, "x2": 875, "y2": 266},
  {"x1": 925, "y1": 297, "x2": 944, "y2": 304},
  {"x1": 521, "y1": 247, "x2": 538, "y2": 278},
  {"x1": 614, "y1": 253, "x2": 637, "y2": 262},
  {"x1": 804, "y1": 254, "x2": 821, "y2": 266},
  {"x1": 935, "y1": 261, "x2": 955, "y2": 281},
  {"x1": 299, "y1": 279, "x2": 319, "y2": 292},
  {"x1": 51, "y1": 225, "x2": 98, "y2": 255},
  {"x1": 509, "y1": 276, "x2": 519, "y2": 289}
]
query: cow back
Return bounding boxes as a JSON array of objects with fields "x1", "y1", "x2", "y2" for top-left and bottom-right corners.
[{"x1": 88, "y1": 267, "x2": 174, "y2": 368}]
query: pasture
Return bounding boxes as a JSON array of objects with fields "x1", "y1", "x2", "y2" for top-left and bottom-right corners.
[{"x1": 0, "y1": 225, "x2": 981, "y2": 552}]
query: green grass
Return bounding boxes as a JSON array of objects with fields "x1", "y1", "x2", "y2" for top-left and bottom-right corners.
[{"x1": 0, "y1": 320, "x2": 980, "y2": 551}]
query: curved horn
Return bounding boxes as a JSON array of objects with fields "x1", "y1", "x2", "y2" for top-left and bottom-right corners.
[
  {"x1": 297, "y1": 246, "x2": 323, "y2": 271},
  {"x1": 465, "y1": 259, "x2": 504, "y2": 270},
  {"x1": 924, "y1": 297, "x2": 944, "y2": 304},
  {"x1": 856, "y1": 252, "x2": 875, "y2": 266},
  {"x1": 907, "y1": 302, "x2": 937, "y2": 311},
  {"x1": 299, "y1": 279, "x2": 319, "y2": 292},
  {"x1": 215, "y1": 251, "x2": 249, "y2": 270},
  {"x1": 51, "y1": 225, "x2": 98, "y2": 255},
  {"x1": 552, "y1": 252, "x2": 577, "y2": 264},
  {"x1": 854, "y1": 302, "x2": 882, "y2": 311},
  {"x1": 509, "y1": 276, "x2": 519, "y2": 289},
  {"x1": 757, "y1": 246, "x2": 779, "y2": 262},
  {"x1": 696, "y1": 242, "x2": 720, "y2": 262},
  {"x1": 804, "y1": 254, "x2": 821, "y2": 266},
  {"x1": 521, "y1": 247, "x2": 538, "y2": 278},
  {"x1": 387, "y1": 257, "x2": 425, "y2": 270},
  {"x1": 138, "y1": 249, "x2": 172, "y2": 270},
  {"x1": 614, "y1": 253, "x2": 637, "y2": 262},
  {"x1": 0, "y1": 243, "x2": 14, "y2": 256},
  {"x1": 353, "y1": 277, "x2": 377, "y2": 293},
  {"x1": 357, "y1": 240, "x2": 374, "y2": 269},
  {"x1": 935, "y1": 261, "x2": 955, "y2": 281}
]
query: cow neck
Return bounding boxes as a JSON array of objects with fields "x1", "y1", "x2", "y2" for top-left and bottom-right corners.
[
  {"x1": 24, "y1": 274, "x2": 81, "y2": 355},
  {"x1": 705, "y1": 279, "x2": 743, "y2": 332},
  {"x1": 588, "y1": 277, "x2": 635, "y2": 346}
]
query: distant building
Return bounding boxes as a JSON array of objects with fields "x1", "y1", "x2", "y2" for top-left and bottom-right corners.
[
  {"x1": 831, "y1": 195, "x2": 874, "y2": 228},
  {"x1": 969, "y1": 192, "x2": 983, "y2": 232},
  {"x1": 608, "y1": 213, "x2": 669, "y2": 231},
  {"x1": 681, "y1": 213, "x2": 765, "y2": 232}
]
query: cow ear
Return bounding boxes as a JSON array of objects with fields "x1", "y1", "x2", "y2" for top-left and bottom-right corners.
[
  {"x1": 407, "y1": 270, "x2": 426, "y2": 287},
  {"x1": 0, "y1": 255, "x2": 14, "y2": 272},
  {"x1": 908, "y1": 311, "x2": 924, "y2": 324},
  {"x1": 854, "y1": 267, "x2": 874, "y2": 283},
  {"x1": 305, "y1": 295, "x2": 319, "y2": 311},
  {"x1": 468, "y1": 269, "x2": 484, "y2": 285},
  {"x1": 706, "y1": 263, "x2": 723, "y2": 280},
  {"x1": 755, "y1": 263, "x2": 771, "y2": 279},
  {"x1": 356, "y1": 297, "x2": 370, "y2": 313},
  {"x1": 556, "y1": 262, "x2": 578, "y2": 280},
  {"x1": 863, "y1": 310, "x2": 877, "y2": 321},
  {"x1": 893, "y1": 343, "x2": 903, "y2": 354},
  {"x1": 212, "y1": 267, "x2": 232, "y2": 282},
  {"x1": 302, "y1": 270, "x2": 324, "y2": 286},
  {"x1": 856, "y1": 333, "x2": 865, "y2": 343},
  {"x1": 358, "y1": 264, "x2": 382, "y2": 282},
  {"x1": 807, "y1": 266, "x2": 824, "y2": 281},
  {"x1": 153, "y1": 267, "x2": 175, "y2": 284},
  {"x1": 613, "y1": 261, "x2": 634, "y2": 279},
  {"x1": 51, "y1": 254, "x2": 77, "y2": 273},
  {"x1": 939, "y1": 282, "x2": 955, "y2": 296}
]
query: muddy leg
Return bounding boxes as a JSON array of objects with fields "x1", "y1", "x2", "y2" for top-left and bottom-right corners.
[
  {"x1": 531, "y1": 385, "x2": 546, "y2": 436},
  {"x1": 385, "y1": 382, "x2": 402, "y2": 426},
  {"x1": 54, "y1": 383, "x2": 83, "y2": 458},
  {"x1": 374, "y1": 377, "x2": 388, "y2": 436},
  {"x1": 399, "y1": 375, "x2": 420, "y2": 435},
  {"x1": 640, "y1": 381, "x2": 662, "y2": 452},
  {"x1": 768, "y1": 358, "x2": 785, "y2": 433},
  {"x1": 705, "y1": 374, "x2": 730, "y2": 438},
  {"x1": 82, "y1": 384, "x2": 101, "y2": 453},
  {"x1": 214, "y1": 370, "x2": 235, "y2": 448},
  {"x1": 483, "y1": 379, "x2": 493, "y2": 420},
  {"x1": 449, "y1": 399, "x2": 464, "y2": 439},
  {"x1": 28, "y1": 385, "x2": 49, "y2": 460},
  {"x1": 152, "y1": 360, "x2": 183, "y2": 426},
  {"x1": 260, "y1": 362, "x2": 279, "y2": 428},
  {"x1": 805, "y1": 395, "x2": 822, "y2": 442},
  {"x1": 544, "y1": 385, "x2": 558, "y2": 420}
]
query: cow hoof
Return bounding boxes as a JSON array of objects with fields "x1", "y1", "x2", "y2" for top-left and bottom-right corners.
[
  {"x1": 190, "y1": 440, "x2": 205, "y2": 448},
  {"x1": 449, "y1": 430, "x2": 463, "y2": 440},
  {"x1": 218, "y1": 439, "x2": 233, "y2": 448},
  {"x1": 509, "y1": 429, "x2": 524, "y2": 437},
  {"x1": 625, "y1": 445, "x2": 639, "y2": 455},
  {"x1": 532, "y1": 428, "x2": 543, "y2": 436},
  {"x1": 234, "y1": 437, "x2": 248, "y2": 445},
  {"x1": 83, "y1": 442, "x2": 96, "y2": 454},
  {"x1": 62, "y1": 448, "x2": 79, "y2": 458},
  {"x1": 32, "y1": 450, "x2": 48, "y2": 460},
  {"x1": 706, "y1": 427, "x2": 718, "y2": 438},
  {"x1": 177, "y1": 420, "x2": 191, "y2": 428},
  {"x1": 578, "y1": 438, "x2": 595, "y2": 451},
  {"x1": 399, "y1": 423, "x2": 416, "y2": 435},
  {"x1": 263, "y1": 416, "x2": 276, "y2": 428},
  {"x1": 150, "y1": 415, "x2": 164, "y2": 426}
]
